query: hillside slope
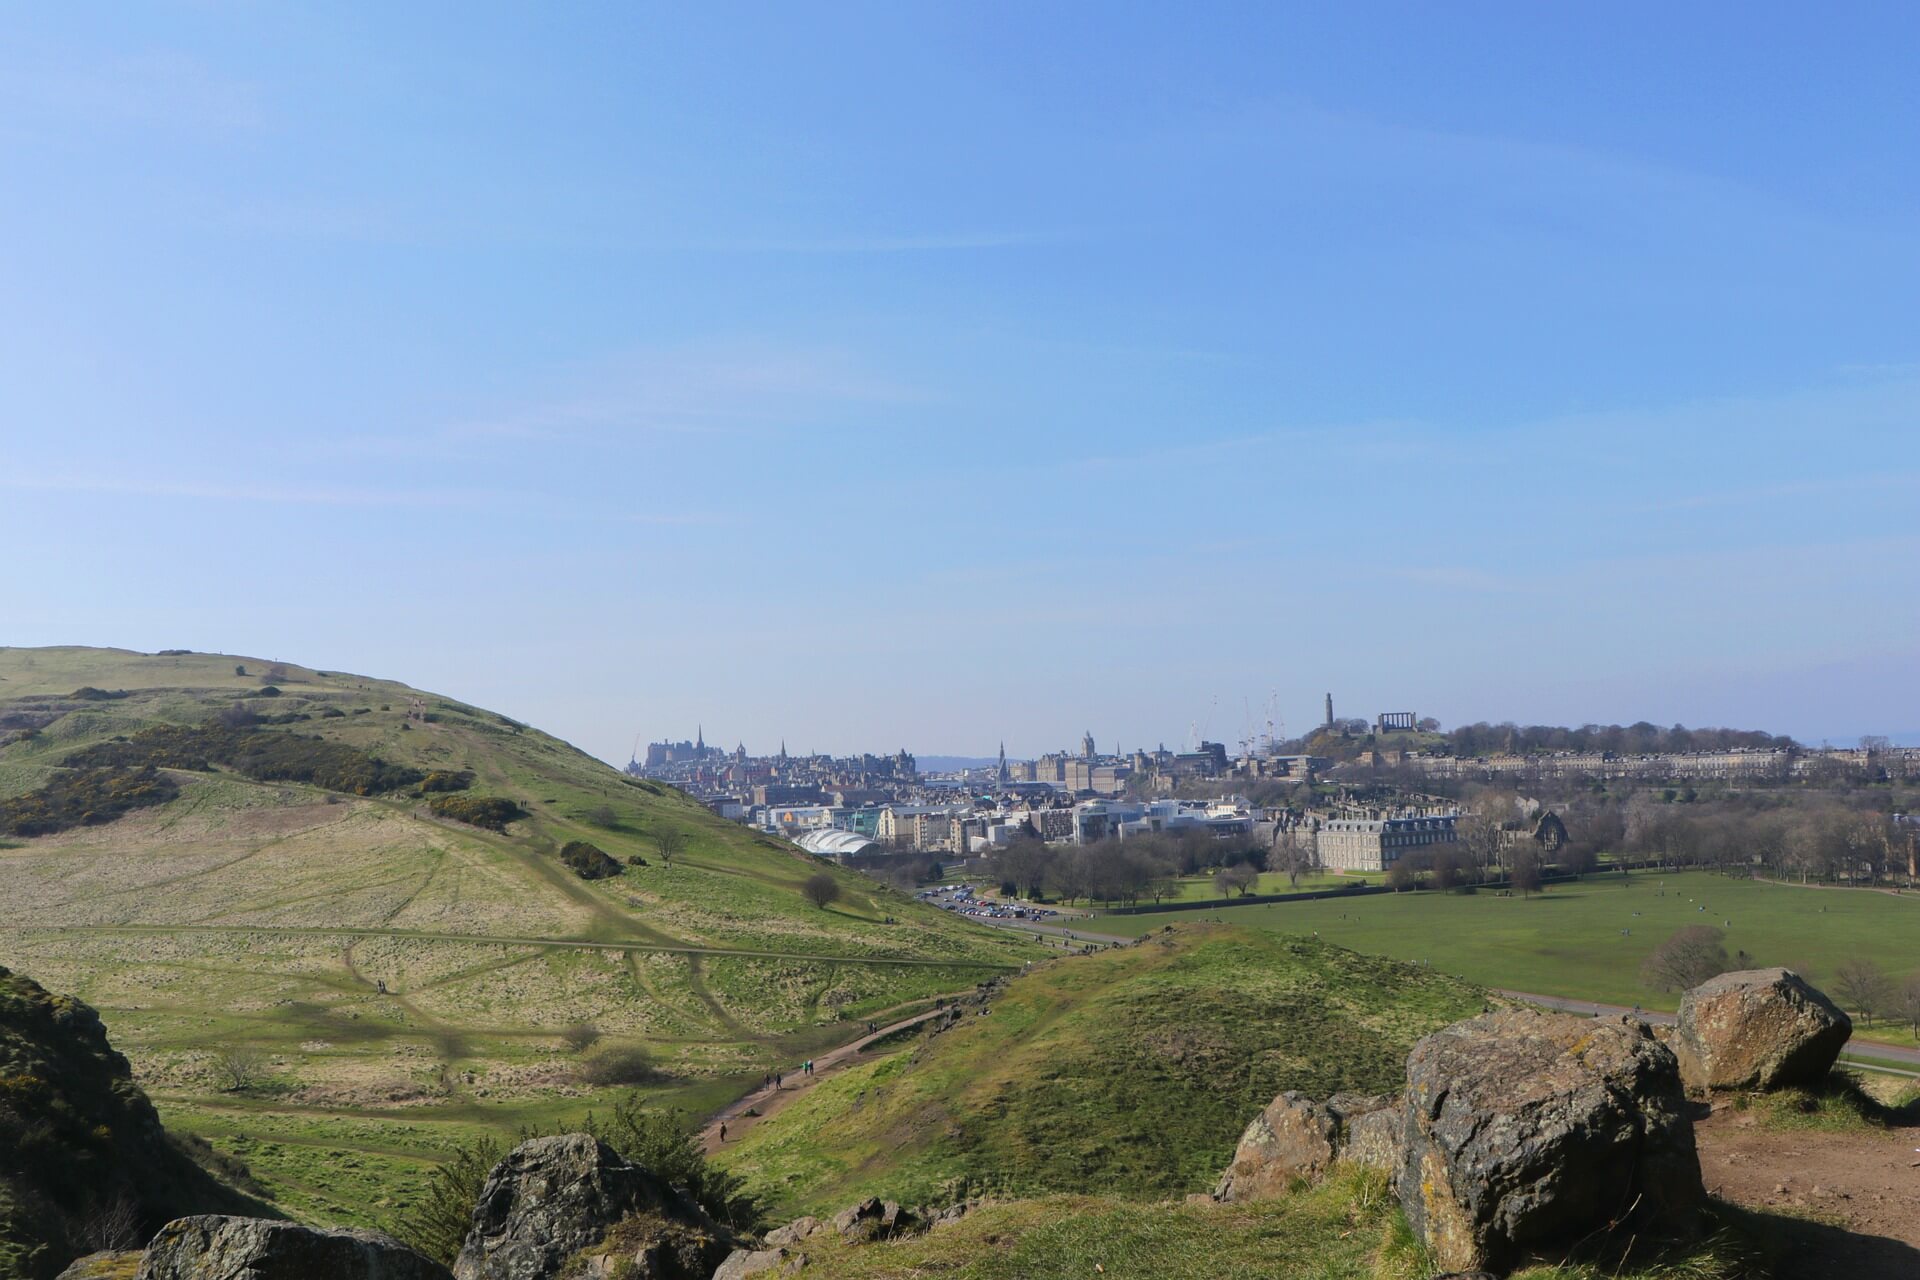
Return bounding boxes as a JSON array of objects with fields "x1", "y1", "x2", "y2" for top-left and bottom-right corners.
[
  {"x1": 715, "y1": 925, "x2": 1485, "y2": 1215},
  {"x1": 0, "y1": 646, "x2": 1036, "y2": 1227},
  {"x1": 0, "y1": 964, "x2": 266, "y2": 1279}
]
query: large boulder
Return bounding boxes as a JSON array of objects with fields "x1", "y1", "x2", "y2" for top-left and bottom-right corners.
[
  {"x1": 1214, "y1": 1091, "x2": 1398, "y2": 1201},
  {"x1": 1674, "y1": 968, "x2": 1851, "y2": 1091},
  {"x1": 453, "y1": 1135, "x2": 729, "y2": 1280},
  {"x1": 1398, "y1": 1010, "x2": 1703, "y2": 1274},
  {"x1": 830, "y1": 1199, "x2": 923, "y2": 1244},
  {"x1": 137, "y1": 1217, "x2": 449, "y2": 1280}
]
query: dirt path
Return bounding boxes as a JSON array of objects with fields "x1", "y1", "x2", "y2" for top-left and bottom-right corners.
[
  {"x1": 1694, "y1": 1105, "x2": 1920, "y2": 1278},
  {"x1": 4, "y1": 922, "x2": 1020, "y2": 971},
  {"x1": 698, "y1": 1006, "x2": 950, "y2": 1155}
]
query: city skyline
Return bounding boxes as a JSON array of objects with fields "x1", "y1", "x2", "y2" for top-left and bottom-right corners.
[{"x1": 2, "y1": 5, "x2": 1915, "y2": 764}]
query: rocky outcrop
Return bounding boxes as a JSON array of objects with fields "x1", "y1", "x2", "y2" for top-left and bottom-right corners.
[
  {"x1": 0, "y1": 966, "x2": 265, "y2": 1280},
  {"x1": 761, "y1": 1218, "x2": 820, "y2": 1248},
  {"x1": 830, "y1": 1199, "x2": 924, "y2": 1244},
  {"x1": 711, "y1": 1246, "x2": 805, "y2": 1279},
  {"x1": 453, "y1": 1135, "x2": 729, "y2": 1280},
  {"x1": 136, "y1": 1217, "x2": 449, "y2": 1280},
  {"x1": 53, "y1": 1254, "x2": 140, "y2": 1280},
  {"x1": 1398, "y1": 1010, "x2": 1704, "y2": 1274},
  {"x1": 1674, "y1": 968, "x2": 1851, "y2": 1092},
  {"x1": 1213, "y1": 1091, "x2": 1398, "y2": 1201}
]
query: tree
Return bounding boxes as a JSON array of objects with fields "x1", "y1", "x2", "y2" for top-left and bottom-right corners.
[
  {"x1": 653, "y1": 829, "x2": 684, "y2": 869},
  {"x1": 1510, "y1": 847, "x2": 1543, "y2": 897},
  {"x1": 1430, "y1": 849, "x2": 1461, "y2": 893},
  {"x1": 801, "y1": 873, "x2": 841, "y2": 909},
  {"x1": 1639, "y1": 925, "x2": 1731, "y2": 993},
  {"x1": 1385, "y1": 859, "x2": 1420, "y2": 892},
  {"x1": 1894, "y1": 972, "x2": 1920, "y2": 1038},
  {"x1": 1211, "y1": 863, "x2": 1258, "y2": 898},
  {"x1": 215, "y1": 1046, "x2": 271, "y2": 1093},
  {"x1": 1271, "y1": 825, "x2": 1315, "y2": 888},
  {"x1": 1833, "y1": 955, "x2": 1892, "y2": 1028}
]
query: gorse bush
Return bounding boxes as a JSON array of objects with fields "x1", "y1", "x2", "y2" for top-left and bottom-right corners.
[
  {"x1": 0, "y1": 767, "x2": 179, "y2": 837},
  {"x1": 416, "y1": 770, "x2": 475, "y2": 794},
  {"x1": 63, "y1": 721, "x2": 423, "y2": 796},
  {"x1": 427, "y1": 794, "x2": 524, "y2": 831},
  {"x1": 386, "y1": 1134, "x2": 503, "y2": 1265},
  {"x1": 559, "y1": 840, "x2": 622, "y2": 880}
]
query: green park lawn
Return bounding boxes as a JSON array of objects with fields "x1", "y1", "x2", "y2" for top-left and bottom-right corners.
[
  {"x1": 1094, "y1": 870, "x2": 1920, "y2": 1044},
  {"x1": 1148, "y1": 869, "x2": 1354, "y2": 902}
]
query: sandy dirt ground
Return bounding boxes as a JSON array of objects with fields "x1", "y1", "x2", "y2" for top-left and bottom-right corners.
[{"x1": 1694, "y1": 1104, "x2": 1920, "y2": 1279}]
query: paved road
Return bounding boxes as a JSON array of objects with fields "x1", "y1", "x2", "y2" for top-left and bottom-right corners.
[
  {"x1": 698, "y1": 1005, "x2": 954, "y2": 1154},
  {"x1": 1496, "y1": 987, "x2": 1920, "y2": 1071}
]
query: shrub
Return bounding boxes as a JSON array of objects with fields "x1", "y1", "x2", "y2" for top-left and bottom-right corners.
[
  {"x1": 416, "y1": 771, "x2": 475, "y2": 794},
  {"x1": 0, "y1": 767, "x2": 180, "y2": 837},
  {"x1": 560, "y1": 1024, "x2": 603, "y2": 1054},
  {"x1": 577, "y1": 1045, "x2": 661, "y2": 1087},
  {"x1": 588, "y1": 1096, "x2": 762, "y2": 1231},
  {"x1": 63, "y1": 721, "x2": 423, "y2": 796},
  {"x1": 69, "y1": 687, "x2": 129, "y2": 701},
  {"x1": 559, "y1": 840, "x2": 621, "y2": 880},
  {"x1": 257, "y1": 686, "x2": 281, "y2": 698},
  {"x1": 386, "y1": 1134, "x2": 503, "y2": 1265},
  {"x1": 428, "y1": 794, "x2": 524, "y2": 831}
]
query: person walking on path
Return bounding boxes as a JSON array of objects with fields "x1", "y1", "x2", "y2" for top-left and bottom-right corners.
[{"x1": 718, "y1": 1122, "x2": 727, "y2": 1143}]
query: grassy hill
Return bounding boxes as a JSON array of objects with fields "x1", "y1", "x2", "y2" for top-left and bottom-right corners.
[
  {"x1": 0, "y1": 646, "x2": 1038, "y2": 1228},
  {"x1": 714, "y1": 925, "x2": 1485, "y2": 1216}
]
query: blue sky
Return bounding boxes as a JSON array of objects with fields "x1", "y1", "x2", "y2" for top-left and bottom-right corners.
[{"x1": 2, "y1": 3, "x2": 1916, "y2": 760}]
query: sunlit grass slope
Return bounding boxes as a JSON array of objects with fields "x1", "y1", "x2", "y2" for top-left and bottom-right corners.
[
  {"x1": 0, "y1": 645, "x2": 1038, "y2": 1227},
  {"x1": 716, "y1": 924, "x2": 1484, "y2": 1217}
]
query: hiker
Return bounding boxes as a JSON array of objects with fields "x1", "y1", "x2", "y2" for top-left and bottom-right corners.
[
  {"x1": 775, "y1": 1071, "x2": 783, "y2": 1088},
  {"x1": 719, "y1": 1122, "x2": 727, "y2": 1142}
]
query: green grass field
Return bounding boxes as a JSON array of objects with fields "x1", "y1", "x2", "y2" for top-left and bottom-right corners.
[
  {"x1": 0, "y1": 646, "x2": 1041, "y2": 1228},
  {"x1": 714, "y1": 925, "x2": 1484, "y2": 1217},
  {"x1": 1093, "y1": 870, "x2": 1920, "y2": 1043},
  {"x1": 1147, "y1": 869, "x2": 1354, "y2": 902}
]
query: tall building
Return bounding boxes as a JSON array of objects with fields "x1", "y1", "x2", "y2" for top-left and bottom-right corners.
[
  {"x1": 1081, "y1": 730, "x2": 1096, "y2": 760},
  {"x1": 1324, "y1": 693, "x2": 1334, "y2": 729}
]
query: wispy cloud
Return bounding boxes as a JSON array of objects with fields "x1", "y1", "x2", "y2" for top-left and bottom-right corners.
[
  {"x1": 343, "y1": 341, "x2": 923, "y2": 455},
  {"x1": 0, "y1": 473, "x2": 715, "y2": 525}
]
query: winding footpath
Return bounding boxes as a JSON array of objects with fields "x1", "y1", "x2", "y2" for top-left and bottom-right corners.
[{"x1": 697, "y1": 1005, "x2": 953, "y2": 1154}]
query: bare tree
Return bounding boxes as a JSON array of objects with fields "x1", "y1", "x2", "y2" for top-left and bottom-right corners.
[
  {"x1": 1210, "y1": 863, "x2": 1258, "y2": 898},
  {"x1": 1639, "y1": 926, "x2": 1730, "y2": 993},
  {"x1": 215, "y1": 1046, "x2": 271, "y2": 1093},
  {"x1": 1833, "y1": 956, "x2": 1892, "y2": 1027},
  {"x1": 1894, "y1": 972, "x2": 1920, "y2": 1037},
  {"x1": 1271, "y1": 825, "x2": 1316, "y2": 889},
  {"x1": 560, "y1": 1023, "x2": 603, "y2": 1054},
  {"x1": 801, "y1": 873, "x2": 841, "y2": 910},
  {"x1": 653, "y1": 829, "x2": 684, "y2": 869},
  {"x1": 75, "y1": 1192, "x2": 143, "y2": 1253},
  {"x1": 1510, "y1": 846, "x2": 1544, "y2": 897}
]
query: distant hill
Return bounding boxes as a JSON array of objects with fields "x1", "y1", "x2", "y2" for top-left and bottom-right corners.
[
  {"x1": 0, "y1": 964, "x2": 265, "y2": 1279},
  {"x1": 0, "y1": 646, "x2": 1036, "y2": 1228},
  {"x1": 715, "y1": 925, "x2": 1484, "y2": 1216}
]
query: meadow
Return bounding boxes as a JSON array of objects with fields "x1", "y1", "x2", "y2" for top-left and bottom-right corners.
[{"x1": 1093, "y1": 869, "x2": 1920, "y2": 1038}]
